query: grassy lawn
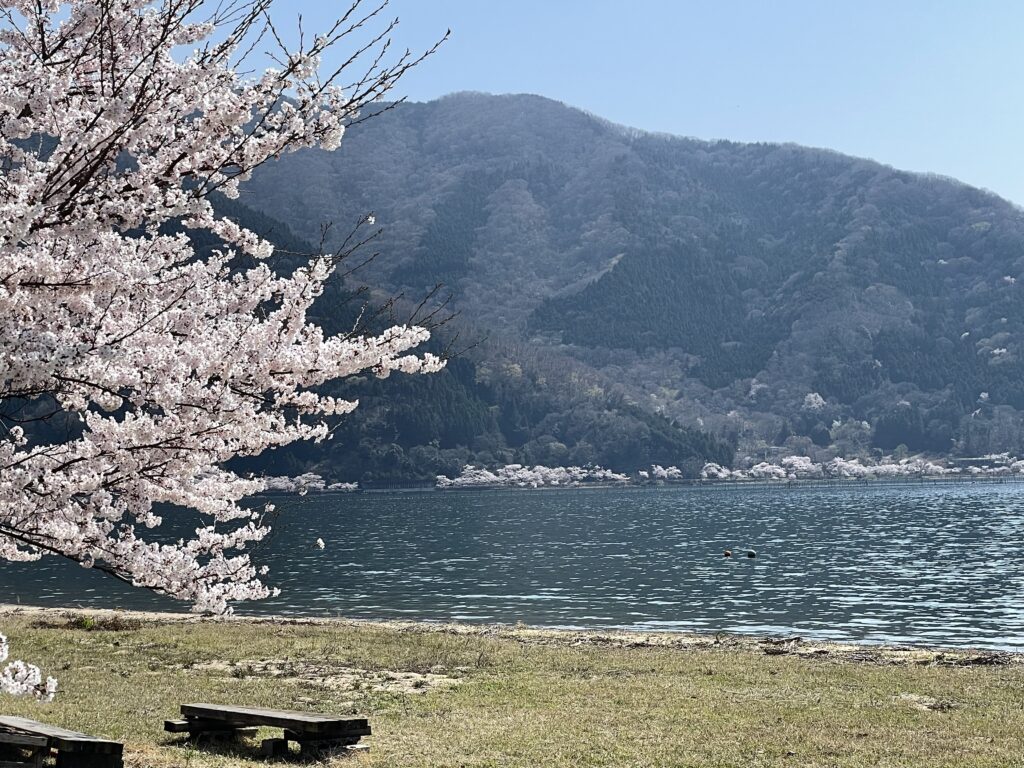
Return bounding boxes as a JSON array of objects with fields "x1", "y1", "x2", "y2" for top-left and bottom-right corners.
[{"x1": 1, "y1": 607, "x2": 1022, "y2": 767}]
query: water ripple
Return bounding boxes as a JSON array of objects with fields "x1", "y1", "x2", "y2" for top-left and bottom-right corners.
[{"x1": 3, "y1": 483, "x2": 1024, "y2": 650}]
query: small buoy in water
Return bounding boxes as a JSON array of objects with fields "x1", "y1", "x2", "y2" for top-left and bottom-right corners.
[
  {"x1": 723, "y1": 549, "x2": 732, "y2": 558},
  {"x1": 746, "y1": 549, "x2": 757, "y2": 558}
]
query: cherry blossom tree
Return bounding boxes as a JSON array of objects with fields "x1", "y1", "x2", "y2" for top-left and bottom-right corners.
[
  {"x1": 0, "y1": 0, "x2": 445, "y2": 694},
  {"x1": 436, "y1": 464, "x2": 629, "y2": 489}
]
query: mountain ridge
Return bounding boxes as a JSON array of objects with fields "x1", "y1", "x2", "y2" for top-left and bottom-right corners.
[{"x1": 241, "y1": 91, "x2": 1024, "y2": 464}]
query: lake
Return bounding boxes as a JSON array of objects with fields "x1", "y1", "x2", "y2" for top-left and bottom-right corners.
[{"x1": 3, "y1": 482, "x2": 1023, "y2": 650}]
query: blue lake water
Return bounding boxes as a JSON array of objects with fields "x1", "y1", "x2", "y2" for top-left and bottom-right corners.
[{"x1": 3, "y1": 482, "x2": 1024, "y2": 650}]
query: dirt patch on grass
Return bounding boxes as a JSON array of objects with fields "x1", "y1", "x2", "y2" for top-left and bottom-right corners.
[
  {"x1": 897, "y1": 692, "x2": 960, "y2": 712},
  {"x1": 184, "y1": 657, "x2": 460, "y2": 695}
]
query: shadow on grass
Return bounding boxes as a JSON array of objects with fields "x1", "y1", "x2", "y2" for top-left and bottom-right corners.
[
  {"x1": 163, "y1": 733, "x2": 360, "y2": 764},
  {"x1": 31, "y1": 613, "x2": 144, "y2": 632}
]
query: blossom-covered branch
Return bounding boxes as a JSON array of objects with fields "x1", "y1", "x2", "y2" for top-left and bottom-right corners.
[{"x1": 0, "y1": 0, "x2": 444, "y2": 642}]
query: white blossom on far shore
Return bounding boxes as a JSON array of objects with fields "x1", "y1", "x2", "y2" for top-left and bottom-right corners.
[
  {"x1": 697, "y1": 455, "x2": 1020, "y2": 482},
  {"x1": 263, "y1": 475, "x2": 359, "y2": 494},
  {"x1": 327, "y1": 482, "x2": 360, "y2": 492},
  {"x1": 437, "y1": 464, "x2": 629, "y2": 489},
  {"x1": 802, "y1": 392, "x2": 827, "y2": 411},
  {"x1": 649, "y1": 464, "x2": 684, "y2": 480}
]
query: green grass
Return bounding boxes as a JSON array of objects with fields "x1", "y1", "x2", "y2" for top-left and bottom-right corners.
[{"x1": 2, "y1": 608, "x2": 1023, "y2": 767}]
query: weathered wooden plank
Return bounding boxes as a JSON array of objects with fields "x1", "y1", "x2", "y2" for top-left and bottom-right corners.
[
  {"x1": 0, "y1": 727, "x2": 46, "y2": 768},
  {"x1": 0, "y1": 732, "x2": 48, "y2": 748},
  {"x1": 0, "y1": 718, "x2": 92, "y2": 742},
  {"x1": 47, "y1": 738, "x2": 121, "y2": 756},
  {"x1": 163, "y1": 720, "x2": 195, "y2": 734},
  {"x1": 179, "y1": 704, "x2": 367, "y2": 736},
  {"x1": 0, "y1": 719, "x2": 121, "y2": 755}
]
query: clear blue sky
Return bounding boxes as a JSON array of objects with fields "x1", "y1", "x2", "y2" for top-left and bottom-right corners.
[{"x1": 280, "y1": 1, "x2": 1024, "y2": 205}]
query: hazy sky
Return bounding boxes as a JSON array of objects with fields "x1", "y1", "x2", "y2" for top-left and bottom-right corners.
[{"x1": 283, "y1": 1, "x2": 1024, "y2": 205}]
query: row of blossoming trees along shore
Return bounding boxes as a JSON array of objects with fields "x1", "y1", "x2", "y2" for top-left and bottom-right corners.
[
  {"x1": 0, "y1": 0, "x2": 446, "y2": 698},
  {"x1": 701, "y1": 456, "x2": 1024, "y2": 480},
  {"x1": 429, "y1": 455, "x2": 1024, "y2": 489},
  {"x1": 251, "y1": 455, "x2": 1024, "y2": 494}
]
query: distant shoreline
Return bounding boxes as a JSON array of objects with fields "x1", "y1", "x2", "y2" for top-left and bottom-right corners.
[{"x1": 270, "y1": 474, "x2": 1024, "y2": 495}]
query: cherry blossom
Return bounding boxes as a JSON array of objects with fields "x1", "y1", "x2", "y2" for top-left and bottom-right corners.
[
  {"x1": 264, "y1": 473, "x2": 326, "y2": 494},
  {"x1": 700, "y1": 456, "x2": 979, "y2": 482},
  {"x1": 262, "y1": 473, "x2": 359, "y2": 493},
  {"x1": 1, "y1": 0, "x2": 444, "y2": 693},
  {"x1": 1, "y1": 633, "x2": 56, "y2": 700},
  {"x1": 649, "y1": 464, "x2": 683, "y2": 481},
  {"x1": 437, "y1": 464, "x2": 629, "y2": 489},
  {"x1": 802, "y1": 392, "x2": 827, "y2": 411}
]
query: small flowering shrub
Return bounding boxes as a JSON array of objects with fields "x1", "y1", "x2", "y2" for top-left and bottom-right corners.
[{"x1": 1, "y1": 633, "x2": 56, "y2": 700}]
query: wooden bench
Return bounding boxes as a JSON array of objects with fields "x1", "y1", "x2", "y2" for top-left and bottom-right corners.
[
  {"x1": 165, "y1": 703, "x2": 370, "y2": 757},
  {"x1": 0, "y1": 716, "x2": 123, "y2": 768}
]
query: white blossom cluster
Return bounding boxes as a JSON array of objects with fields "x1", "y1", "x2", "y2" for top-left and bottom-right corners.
[
  {"x1": 263, "y1": 473, "x2": 324, "y2": 495},
  {"x1": 802, "y1": 392, "x2": 827, "y2": 411},
  {"x1": 699, "y1": 462, "x2": 734, "y2": 480},
  {"x1": 327, "y1": 481, "x2": 360, "y2": 492},
  {"x1": 0, "y1": 0, "x2": 443, "y2": 688},
  {"x1": 437, "y1": 464, "x2": 630, "y2": 489},
  {"x1": 649, "y1": 464, "x2": 684, "y2": 480},
  {"x1": 262, "y1": 474, "x2": 358, "y2": 493},
  {"x1": 699, "y1": 456, "x2": 1019, "y2": 481},
  {"x1": 437, "y1": 454, "x2": 1024, "y2": 492},
  {"x1": 636, "y1": 465, "x2": 684, "y2": 482},
  {"x1": 0, "y1": 633, "x2": 56, "y2": 700}
]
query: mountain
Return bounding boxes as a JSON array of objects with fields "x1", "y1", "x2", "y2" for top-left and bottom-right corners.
[
  {"x1": 209, "y1": 199, "x2": 734, "y2": 484},
  {"x1": 240, "y1": 92, "x2": 1024, "y2": 464}
]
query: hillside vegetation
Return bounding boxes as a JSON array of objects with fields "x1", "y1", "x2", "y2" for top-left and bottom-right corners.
[
  {"x1": 214, "y1": 199, "x2": 733, "y2": 484},
  {"x1": 241, "y1": 92, "x2": 1024, "y2": 464}
]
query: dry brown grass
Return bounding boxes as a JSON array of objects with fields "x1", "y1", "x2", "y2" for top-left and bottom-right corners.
[{"x1": 2, "y1": 606, "x2": 1022, "y2": 767}]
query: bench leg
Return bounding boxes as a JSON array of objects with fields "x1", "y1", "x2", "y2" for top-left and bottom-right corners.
[
  {"x1": 0, "y1": 744, "x2": 47, "y2": 768},
  {"x1": 260, "y1": 738, "x2": 291, "y2": 758}
]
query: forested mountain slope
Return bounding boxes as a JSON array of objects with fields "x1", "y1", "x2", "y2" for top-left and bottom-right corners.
[
  {"x1": 212, "y1": 200, "x2": 734, "y2": 483},
  {"x1": 241, "y1": 92, "x2": 1024, "y2": 462}
]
